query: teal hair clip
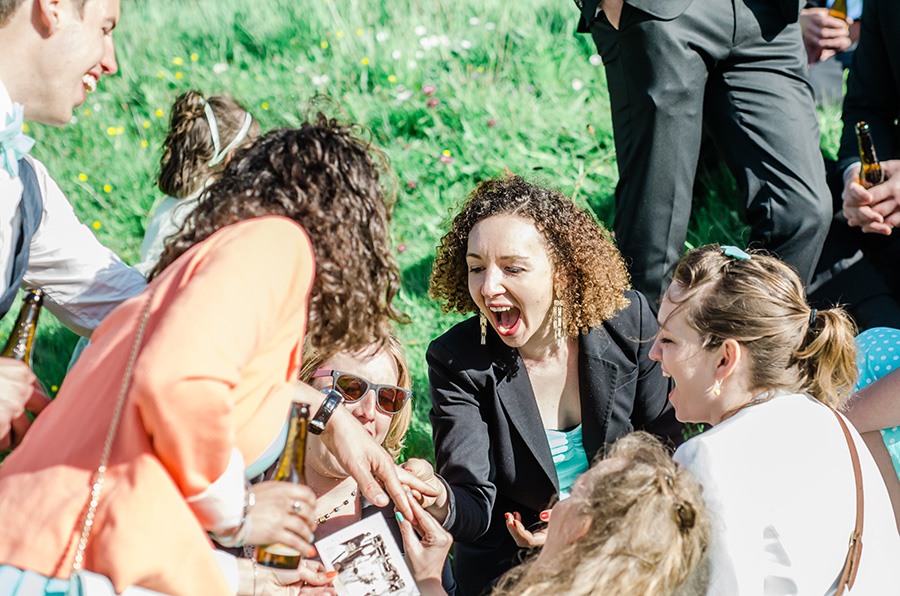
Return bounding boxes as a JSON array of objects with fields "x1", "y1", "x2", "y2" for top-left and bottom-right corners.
[{"x1": 721, "y1": 245, "x2": 751, "y2": 260}]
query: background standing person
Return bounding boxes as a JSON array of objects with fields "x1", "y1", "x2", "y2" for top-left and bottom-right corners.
[
  {"x1": 0, "y1": 0, "x2": 146, "y2": 448},
  {"x1": 808, "y1": 0, "x2": 900, "y2": 330},
  {"x1": 426, "y1": 176, "x2": 679, "y2": 596},
  {"x1": 800, "y1": 0, "x2": 861, "y2": 106},
  {"x1": 576, "y1": 0, "x2": 831, "y2": 309}
]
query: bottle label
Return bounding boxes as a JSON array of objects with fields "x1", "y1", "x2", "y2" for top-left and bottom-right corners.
[{"x1": 261, "y1": 543, "x2": 301, "y2": 557}]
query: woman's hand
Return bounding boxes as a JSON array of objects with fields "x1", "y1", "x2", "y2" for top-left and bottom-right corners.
[
  {"x1": 299, "y1": 383, "x2": 437, "y2": 520},
  {"x1": 399, "y1": 458, "x2": 449, "y2": 524},
  {"x1": 397, "y1": 495, "x2": 452, "y2": 596},
  {"x1": 0, "y1": 358, "x2": 50, "y2": 450},
  {"x1": 242, "y1": 481, "x2": 317, "y2": 557},
  {"x1": 505, "y1": 511, "x2": 549, "y2": 548},
  {"x1": 236, "y1": 558, "x2": 337, "y2": 596}
]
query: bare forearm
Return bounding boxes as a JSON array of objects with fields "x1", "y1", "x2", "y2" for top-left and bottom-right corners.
[{"x1": 844, "y1": 368, "x2": 900, "y2": 432}]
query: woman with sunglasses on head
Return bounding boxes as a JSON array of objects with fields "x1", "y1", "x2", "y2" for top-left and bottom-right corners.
[
  {"x1": 649, "y1": 245, "x2": 900, "y2": 594},
  {"x1": 0, "y1": 120, "x2": 433, "y2": 596},
  {"x1": 425, "y1": 175, "x2": 680, "y2": 596}
]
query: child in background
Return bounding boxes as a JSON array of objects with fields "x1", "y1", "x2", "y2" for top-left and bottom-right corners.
[
  {"x1": 137, "y1": 90, "x2": 259, "y2": 272},
  {"x1": 68, "y1": 91, "x2": 258, "y2": 369}
]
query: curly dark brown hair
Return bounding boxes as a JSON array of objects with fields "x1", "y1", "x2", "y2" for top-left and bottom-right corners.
[
  {"x1": 150, "y1": 118, "x2": 403, "y2": 355},
  {"x1": 429, "y1": 175, "x2": 630, "y2": 336}
]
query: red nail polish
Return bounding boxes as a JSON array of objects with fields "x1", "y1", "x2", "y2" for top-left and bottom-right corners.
[
  {"x1": 540, "y1": 511, "x2": 550, "y2": 521},
  {"x1": 504, "y1": 513, "x2": 512, "y2": 523},
  {"x1": 308, "y1": 546, "x2": 317, "y2": 557},
  {"x1": 326, "y1": 571, "x2": 339, "y2": 579}
]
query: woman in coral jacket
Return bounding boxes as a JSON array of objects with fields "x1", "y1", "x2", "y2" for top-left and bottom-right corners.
[{"x1": 0, "y1": 122, "x2": 426, "y2": 596}]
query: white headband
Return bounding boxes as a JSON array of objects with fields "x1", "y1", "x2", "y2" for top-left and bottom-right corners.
[{"x1": 203, "y1": 100, "x2": 253, "y2": 167}]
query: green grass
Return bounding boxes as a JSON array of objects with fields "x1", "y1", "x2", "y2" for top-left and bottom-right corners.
[{"x1": 2, "y1": 0, "x2": 839, "y2": 461}]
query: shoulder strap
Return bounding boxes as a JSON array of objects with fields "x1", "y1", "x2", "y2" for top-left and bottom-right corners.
[
  {"x1": 0, "y1": 158, "x2": 45, "y2": 319},
  {"x1": 832, "y1": 409, "x2": 863, "y2": 596}
]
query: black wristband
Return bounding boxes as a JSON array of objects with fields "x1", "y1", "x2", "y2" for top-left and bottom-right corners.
[{"x1": 308, "y1": 389, "x2": 344, "y2": 435}]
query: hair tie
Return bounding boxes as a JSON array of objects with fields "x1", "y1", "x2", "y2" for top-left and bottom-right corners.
[
  {"x1": 202, "y1": 100, "x2": 222, "y2": 162},
  {"x1": 203, "y1": 100, "x2": 253, "y2": 167},
  {"x1": 722, "y1": 245, "x2": 751, "y2": 260},
  {"x1": 809, "y1": 308, "x2": 817, "y2": 327}
]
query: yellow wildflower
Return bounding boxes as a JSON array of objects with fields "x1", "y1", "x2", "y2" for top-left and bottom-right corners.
[
  {"x1": 191, "y1": 53, "x2": 199, "y2": 61},
  {"x1": 173, "y1": 57, "x2": 184, "y2": 65},
  {"x1": 102, "y1": 185, "x2": 112, "y2": 193},
  {"x1": 92, "y1": 220, "x2": 102, "y2": 229},
  {"x1": 106, "y1": 126, "x2": 116, "y2": 136},
  {"x1": 78, "y1": 173, "x2": 88, "y2": 182}
]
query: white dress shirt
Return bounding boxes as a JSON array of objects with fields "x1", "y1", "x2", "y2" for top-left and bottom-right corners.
[
  {"x1": 674, "y1": 393, "x2": 900, "y2": 595},
  {"x1": 0, "y1": 77, "x2": 145, "y2": 336}
]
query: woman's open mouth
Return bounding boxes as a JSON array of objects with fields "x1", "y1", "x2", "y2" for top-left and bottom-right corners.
[{"x1": 489, "y1": 305, "x2": 521, "y2": 336}]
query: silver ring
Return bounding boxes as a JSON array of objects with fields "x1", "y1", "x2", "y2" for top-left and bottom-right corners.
[{"x1": 291, "y1": 500, "x2": 303, "y2": 515}]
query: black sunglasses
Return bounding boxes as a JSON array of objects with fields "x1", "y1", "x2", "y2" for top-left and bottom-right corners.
[{"x1": 312, "y1": 369, "x2": 411, "y2": 416}]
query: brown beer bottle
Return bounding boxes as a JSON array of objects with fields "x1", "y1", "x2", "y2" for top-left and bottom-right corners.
[
  {"x1": 828, "y1": 0, "x2": 848, "y2": 20},
  {"x1": 1, "y1": 289, "x2": 44, "y2": 365},
  {"x1": 256, "y1": 401, "x2": 311, "y2": 569},
  {"x1": 856, "y1": 121, "x2": 884, "y2": 188}
]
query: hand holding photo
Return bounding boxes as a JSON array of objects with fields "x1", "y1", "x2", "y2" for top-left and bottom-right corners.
[{"x1": 314, "y1": 513, "x2": 420, "y2": 596}]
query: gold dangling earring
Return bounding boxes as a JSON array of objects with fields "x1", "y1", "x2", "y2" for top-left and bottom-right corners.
[
  {"x1": 553, "y1": 293, "x2": 564, "y2": 342},
  {"x1": 713, "y1": 379, "x2": 722, "y2": 396},
  {"x1": 480, "y1": 312, "x2": 487, "y2": 345}
]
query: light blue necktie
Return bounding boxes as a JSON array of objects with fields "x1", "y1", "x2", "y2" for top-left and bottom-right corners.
[{"x1": 0, "y1": 103, "x2": 35, "y2": 178}]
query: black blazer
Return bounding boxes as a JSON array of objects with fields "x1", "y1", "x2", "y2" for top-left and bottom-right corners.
[
  {"x1": 837, "y1": 0, "x2": 900, "y2": 172},
  {"x1": 427, "y1": 290, "x2": 680, "y2": 596},
  {"x1": 576, "y1": 0, "x2": 801, "y2": 33}
]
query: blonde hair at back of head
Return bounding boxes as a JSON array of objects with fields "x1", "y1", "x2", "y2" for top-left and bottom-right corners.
[
  {"x1": 491, "y1": 432, "x2": 711, "y2": 596},
  {"x1": 668, "y1": 245, "x2": 858, "y2": 409},
  {"x1": 298, "y1": 335, "x2": 412, "y2": 460},
  {"x1": 158, "y1": 90, "x2": 258, "y2": 198}
]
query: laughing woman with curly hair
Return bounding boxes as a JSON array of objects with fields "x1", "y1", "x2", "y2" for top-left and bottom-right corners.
[{"x1": 422, "y1": 175, "x2": 681, "y2": 596}]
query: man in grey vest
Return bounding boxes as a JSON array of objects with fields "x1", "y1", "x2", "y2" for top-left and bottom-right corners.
[
  {"x1": 577, "y1": 0, "x2": 832, "y2": 310},
  {"x1": 0, "y1": 0, "x2": 145, "y2": 449}
]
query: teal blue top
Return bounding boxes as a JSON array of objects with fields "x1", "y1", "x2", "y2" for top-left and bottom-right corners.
[{"x1": 545, "y1": 424, "x2": 590, "y2": 499}]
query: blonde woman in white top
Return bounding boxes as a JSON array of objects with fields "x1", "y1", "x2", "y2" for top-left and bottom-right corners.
[{"x1": 649, "y1": 245, "x2": 900, "y2": 595}]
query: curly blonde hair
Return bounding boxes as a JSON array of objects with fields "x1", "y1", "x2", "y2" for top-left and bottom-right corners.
[
  {"x1": 298, "y1": 335, "x2": 412, "y2": 460},
  {"x1": 492, "y1": 432, "x2": 710, "y2": 596},
  {"x1": 429, "y1": 175, "x2": 630, "y2": 337}
]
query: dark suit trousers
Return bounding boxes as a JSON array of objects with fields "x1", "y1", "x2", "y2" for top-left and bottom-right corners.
[{"x1": 590, "y1": 0, "x2": 831, "y2": 306}]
